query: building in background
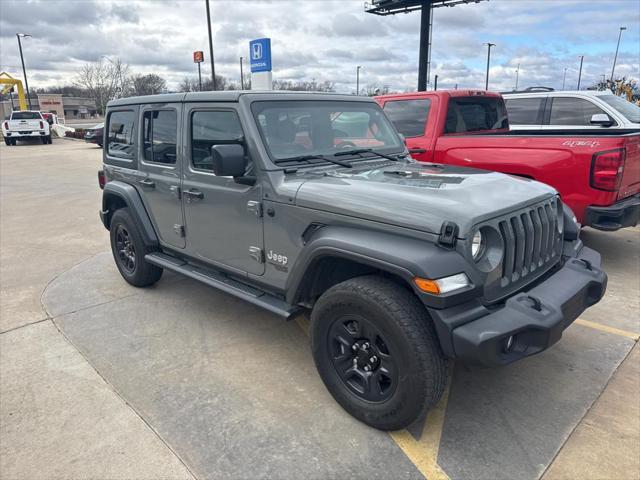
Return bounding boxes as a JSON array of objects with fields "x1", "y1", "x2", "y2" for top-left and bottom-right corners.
[{"x1": 0, "y1": 96, "x2": 98, "y2": 121}]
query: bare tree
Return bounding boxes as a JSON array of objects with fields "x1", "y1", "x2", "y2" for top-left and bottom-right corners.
[
  {"x1": 74, "y1": 57, "x2": 130, "y2": 114},
  {"x1": 272, "y1": 79, "x2": 335, "y2": 92},
  {"x1": 131, "y1": 73, "x2": 167, "y2": 96}
]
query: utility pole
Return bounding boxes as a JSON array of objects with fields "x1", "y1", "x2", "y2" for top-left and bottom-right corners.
[
  {"x1": 434, "y1": 74, "x2": 438, "y2": 91},
  {"x1": 356, "y1": 65, "x2": 362, "y2": 95},
  {"x1": 16, "y1": 33, "x2": 32, "y2": 109},
  {"x1": 484, "y1": 42, "x2": 495, "y2": 90},
  {"x1": 515, "y1": 63, "x2": 520, "y2": 90},
  {"x1": 610, "y1": 26, "x2": 626, "y2": 81},
  {"x1": 562, "y1": 67, "x2": 568, "y2": 90},
  {"x1": 205, "y1": 0, "x2": 216, "y2": 90},
  {"x1": 577, "y1": 55, "x2": 584, "y2": 90},
  {"x1": 239, "y1": 57, "x2": 244, "y2": 90}
]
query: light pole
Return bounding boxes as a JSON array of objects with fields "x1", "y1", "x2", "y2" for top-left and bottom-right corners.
[
  {"x1": 562, "y1": 67, "x2": 568, "y2": 90},
  {"x1": 515, "y1": 63, "x2": 520, "y2": 91},
  {"x1": 239, "y1": 57, "x2": 245, "y2": 90},
  {"x1": 484, "y1": 42, "x2": 495, "y2": 90},
  {"x1": 577, "y1": 55, "x2": 584, "y2": 90},
  {"x1": 205, "y1": 0, "x2": 216, "y2": 90},
  {"x1": 16, "y1": 33, "x2": 32, "y2": 109},
  {"x1": 356, "y1": 65, "x2": 362, "y2": 95},
  {"x1": 610, "y1": 26, "x2": 626, "y2": 81}
]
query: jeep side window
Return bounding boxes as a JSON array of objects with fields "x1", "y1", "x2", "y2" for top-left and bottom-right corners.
[
  {"x1": 107, "y1": 110, "x2": 135, "y2": 159},
  {"x1": 142, "y1": 110, "x2": 177, "y2": 164},
  {"x1": 191, "y1": 110, "x2": 245, "y2": 172}
]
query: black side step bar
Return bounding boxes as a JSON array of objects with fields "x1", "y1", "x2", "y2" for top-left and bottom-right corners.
[{"x1": 145, "y1": 252, "x2": 301, "y2": 319}]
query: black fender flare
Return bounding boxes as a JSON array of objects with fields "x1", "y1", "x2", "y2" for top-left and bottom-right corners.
[
  {"x1": 285, "y1": 226, "x2": 474, "y2": 307},
  {"x1": 101, "y1": 181, "x2": 158, "y2": 248}
]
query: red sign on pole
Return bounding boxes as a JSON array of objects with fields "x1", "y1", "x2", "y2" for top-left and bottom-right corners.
[{"x1": 193, "y1": 51, "x2": 204, "y2": 63}]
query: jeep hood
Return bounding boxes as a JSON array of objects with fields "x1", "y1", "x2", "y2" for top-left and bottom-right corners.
[{"x1": 293, "y1": 162, "x2": 556, "y2": 237}]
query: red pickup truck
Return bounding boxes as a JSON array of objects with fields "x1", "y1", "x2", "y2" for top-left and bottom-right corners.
[{"x1": 375, "y1": 91, "x2": 640, "y2": 231}]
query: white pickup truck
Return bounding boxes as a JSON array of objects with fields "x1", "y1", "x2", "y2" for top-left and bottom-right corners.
[{"x1": 2, "y1": 110, "x2": 52, "y2": 145}]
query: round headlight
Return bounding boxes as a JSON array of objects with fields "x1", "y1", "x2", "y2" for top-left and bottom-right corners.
[{"x1": 471, "y1": 230, "x2": 484, "y2": 260}]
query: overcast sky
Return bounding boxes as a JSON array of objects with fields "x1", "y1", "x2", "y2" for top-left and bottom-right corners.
[{"x1": 0, "y1": 0, "x2": 638, "y2": 93}]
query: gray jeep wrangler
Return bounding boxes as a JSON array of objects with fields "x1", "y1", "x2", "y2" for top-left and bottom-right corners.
[{"x1": 99, "y1": 91, "x2": 607, "y2": 430}]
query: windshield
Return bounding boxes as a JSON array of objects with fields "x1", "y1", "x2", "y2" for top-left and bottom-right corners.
[
  {"x1": 12, "y1": 111, "x2": 41, "y2": 120},
  {"x1": 251, "y1": 100, "x2": 403, "y2": 161},
  {"x1": 599, "y1": 95, "x2": 640, "y2": 123}
]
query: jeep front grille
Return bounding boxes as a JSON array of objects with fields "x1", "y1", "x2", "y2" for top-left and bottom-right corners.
[{"x1": 498, "y1": 198, "x2": 562, "y2": 287}]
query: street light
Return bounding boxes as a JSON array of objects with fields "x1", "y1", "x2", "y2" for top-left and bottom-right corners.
[
  {"x1": 515, "y1": 63, "x2": 520, "y2": 91},
  {"x1": 577, "y1": 55, "x2": 584, "y2": 90},
  {"x1": 610, "y1": 26, "x2": 627, "y2": 81},
  {"x1": 239, "y1": 57, "x2": 245, "y2": 90},
  {"x1": 562, "y1": 67, "x2": 568, "y2": 90},
  {"x1": 205, "y1": 0, "x2": 216, "y2": 90},
  {"x1": 484, "y1": 42, "x2": 495, "y2": 90},
  {"x1": 356, "y1": 65, "x2": 362, "y2": 95},
  {"x1": 16, "y1": 33, "x2": 32, "y2": 109}
]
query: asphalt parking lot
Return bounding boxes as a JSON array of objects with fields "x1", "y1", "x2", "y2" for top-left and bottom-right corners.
[{"x1": 1, "y1": 138, "x2": 638, "y2": 480}]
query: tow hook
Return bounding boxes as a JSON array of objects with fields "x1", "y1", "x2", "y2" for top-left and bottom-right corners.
[
  {"x1": 526, "y1": 295, "x2": 543, "y2": 312},
  {"x1": 579, "y1": 258, "x2": 593, "y2": 271}
]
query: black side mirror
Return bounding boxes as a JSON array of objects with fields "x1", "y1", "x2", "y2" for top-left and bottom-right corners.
[{"x1": 211, "y1": 144, "x2": 247, "y2": 177}]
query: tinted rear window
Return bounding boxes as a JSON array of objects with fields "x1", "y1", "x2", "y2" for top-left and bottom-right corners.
[
  {"x1": 505, "y1": 98, "x2": 545, "y2": 125},
  {"x1": 107, "y1": 110, "x2": 136, "y2": 159},
  {"x1": 444, "y1": 97, "x2": 508, "y2": 133},
  {"x1": 12, "y1": 111, "x2": 41, "y2": 120},
  {"x1": 383, "y1": 99, "x2": 431, "y2": 137}
]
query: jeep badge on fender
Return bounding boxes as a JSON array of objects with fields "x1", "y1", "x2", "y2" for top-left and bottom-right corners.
[{"x1": 99, "y1": 91, "x2": 607, "y2": 430}]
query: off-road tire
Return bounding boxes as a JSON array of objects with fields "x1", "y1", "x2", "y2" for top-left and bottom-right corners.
[
  {"x1": 310, "y1": 275, "x2": 447, "y2": 430},
  {"x1": 110, "y1": 208, "x2": 163, "y2": 287}
]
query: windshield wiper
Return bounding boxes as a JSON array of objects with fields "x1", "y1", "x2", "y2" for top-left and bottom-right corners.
[
  {"x1": 275, "y1": 154, "x2": 353, "y2": 168},
  {"x1": 333, "y1": 148, "x2": 403, "y2": 162}
]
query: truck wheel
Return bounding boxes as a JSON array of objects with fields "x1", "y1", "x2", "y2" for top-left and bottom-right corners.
[
  {"x1": 109, "y1": 208, "x2": 163, "y2": 287},
  {"x1": 310, "y1": 275, "x2": 447, "y2": 430},
  {"x1": 41, "y1": 136, "x2": 48, "y2": 144},
  {"x1": 4, "y1": 138, "x2": 11, "y2": 146},
  {"x1": 47, "y1": 135, "x2": 53, "y2": 144}
]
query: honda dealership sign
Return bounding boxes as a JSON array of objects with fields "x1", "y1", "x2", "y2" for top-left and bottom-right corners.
[{"x1": 249, "y1": 38, "x2": 272, "y2": 90}]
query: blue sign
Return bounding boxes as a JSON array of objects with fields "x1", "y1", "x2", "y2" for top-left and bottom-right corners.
[{"x1": 249, "y1": 38, "x2": 272, "y2": 73}]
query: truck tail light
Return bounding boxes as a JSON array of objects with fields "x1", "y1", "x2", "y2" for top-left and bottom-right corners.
[
  {"x1": 590, "y1": 148, "x2": 625, "y2": 191},
  {"x1": 98, "y1": 170, "x2": 106, "y2": 190},
  {"x1": 39, "y1": 121, "x2": 44, "y2": 129},
  {"x1": 3, "y1": 122, "x2": 7, "y2": 130}
]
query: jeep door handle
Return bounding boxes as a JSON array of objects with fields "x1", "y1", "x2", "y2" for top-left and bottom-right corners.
[
  {"x1": 138, "y1": 179, "x2": 156, "y2": 188},
  {"x1": 184, "y1": 189, "x2": 204, "y2": 200}
]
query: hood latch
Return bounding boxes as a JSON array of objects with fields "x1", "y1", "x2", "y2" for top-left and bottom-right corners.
[{"x1": 438, "y1": 221, "x2": 459, "y2": 249}]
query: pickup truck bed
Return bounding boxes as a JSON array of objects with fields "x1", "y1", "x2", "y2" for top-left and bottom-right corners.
[{"x1": 376, "y1": 91, "x2": 640, "y2": 230}]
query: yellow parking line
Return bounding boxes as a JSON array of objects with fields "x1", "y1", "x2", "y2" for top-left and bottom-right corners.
[
  {"x1": 389, "y1": 367, "x2": 452, "y2": 480},
  {"x1": 294, "y1": 313, "x2": 451, "y2": 479},
  {"x1": 575, "y1": 318, "x2": 640, "y2": 341}
]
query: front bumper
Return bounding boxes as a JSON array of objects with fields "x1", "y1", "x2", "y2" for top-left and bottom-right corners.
[
  {"x1": 429, "y1": 245, "x2": 607, "y2": 367},
  {"x1": 584, "y1": 194, "x2": 640, "y2": 231}
]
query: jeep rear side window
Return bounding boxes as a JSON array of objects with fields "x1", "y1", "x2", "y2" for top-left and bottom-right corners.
[
  {"x1": 107, "y1": 110, "x2": 135, "y2": 159},
  {"x1": 142, "y1": 110, "x2": 177, "y2": 164},
  {"x1": 444, "y1": 97, "x2": 509, "y2": 134},
  {"x1": 383, "y1": 99, "x2": 431, "y2": 137},
  {"x1": 191, "y1": 110, "x2": 244, "y2": 172}
]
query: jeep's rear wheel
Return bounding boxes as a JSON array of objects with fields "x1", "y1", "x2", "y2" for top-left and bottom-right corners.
[
  {"x1": 110, "y1": 208, "x2": 162, "y2": 287},
  {"x1": 310, "y1": 275, "x2": 446, "y2": 430}
]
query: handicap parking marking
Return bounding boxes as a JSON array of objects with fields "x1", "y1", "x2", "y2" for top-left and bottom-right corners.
[{"x1": 575, "y1": 318, "x2": 640, "y2": 341}]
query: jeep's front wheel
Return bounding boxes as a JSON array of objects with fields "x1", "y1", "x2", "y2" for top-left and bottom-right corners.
[
  {"x1": 110, "y1": 208, "x2": 163, "y2": 287},
  {"x1": 310, "y1": 276, "x2": 446, "y2": 430}
]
